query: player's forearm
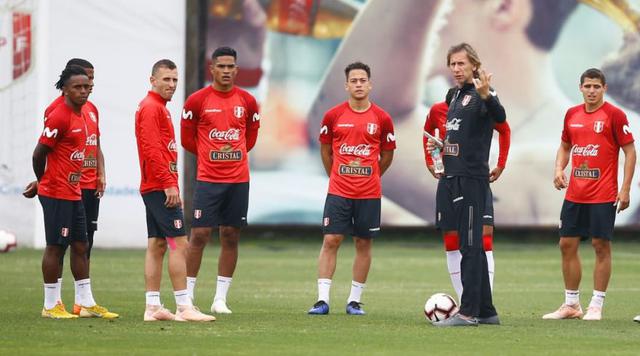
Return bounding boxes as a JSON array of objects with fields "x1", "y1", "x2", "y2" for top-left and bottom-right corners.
[
  {"x1": 554, "y1": 144, "x2": 571, "y2": 172},
  {"x1": 246, "y1": 128, "x2": 258, "y2": 152},
  {"x1": 180, "y1": 126, "x2": 197, "y2": 154},
  {"x1": 32, "y1": 144, "x2": 50, "y2": 181},
  {"x1": 379, "y1": 150, "x2": 394, "y2": 176},
  {"x1": 97, "y1": 145, "x2": 106, "y2": 180},
  {"x1": 621, "y1": 145, "x2": 636, "y2": 192}
]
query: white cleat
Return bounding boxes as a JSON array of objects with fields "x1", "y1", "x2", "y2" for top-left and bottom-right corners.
[
  {"x1": 144, "y1": 306, "x2": 175, "y2": 321},
  {"x1": 211, "y1": 299, "x2": 233, "y2": 314},
  {"x1": 542, "y1": 304, "x2": 584, "y2": 320},
  {"x1": 634, "y1": 315, "x2": 640, "y2": 323},
  {"x1": 583, "y1": 306, "x2": 602, "y2": 321},
  {"x1": 175, "y1": 305, "x2": 216, "y2": 322}
]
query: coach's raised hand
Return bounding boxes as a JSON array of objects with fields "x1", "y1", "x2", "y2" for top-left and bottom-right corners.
[{"x1": 473, "y1": 69, "x2": 493, "y2": 100}]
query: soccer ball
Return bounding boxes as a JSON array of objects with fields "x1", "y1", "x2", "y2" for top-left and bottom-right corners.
[
  {"x1": 0, "y1": 230, "x2": 17, "y2": 253},
  {"x1": 424, "y1": 293, "x2": 458, "y2": 322}
]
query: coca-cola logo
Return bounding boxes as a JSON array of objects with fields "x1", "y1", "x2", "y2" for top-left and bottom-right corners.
[
  {"x1": 339, "y1": 143, "x2": 371, "y2": 157},
  {"x1": 209, "y1": 128, "x2": 240, "y2": 141},
  {"x1": 86, "y1": 134, "x2": 97, "y2": 146},
  {"x1": 168, "y1": 139, "x2": 177, "y2": 152},
  {"x1": 572, "y1": 144, "x2": 599, "y2": 157},
  {"x1": 70, "y1": 150, "x2": 85, "y2": 161}
]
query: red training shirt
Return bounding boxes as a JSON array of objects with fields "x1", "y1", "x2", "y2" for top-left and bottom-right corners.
[
  {"x1": 135, "y1": 91, "x2": 179, "y2": 194},
  {"x1": 561, "y1": 102, "x2": 634, "y2": 203},
  {"x1": 319, "y1": 102, "x2": 396, "y2": 199},
  {"x1": 181, "y1": 86, "x2": 260, "y2": 183}
]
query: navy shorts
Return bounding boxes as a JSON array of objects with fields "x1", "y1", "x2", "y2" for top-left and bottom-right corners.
[
  {"x1": 191, "y1": 181, "x2": 249, "y2": 228},
  {"x1": 322, "y1": 194, "x2": 381, "y2": 238},
  {"x1": 436, "y1": 178, "x2": 493, "y2": 229},
  {"x1": 38, "y1": 196, "x2": 87, "y2": 246},
  {"x1": 142, "y1": 191, "x2": 186, "y2": 238},
  {"x1": 81, "y1": 189, "x2": 100, "y2": 232},
  {"x1": 559, "y1": 200, "x2": 616, "y2": 241}
]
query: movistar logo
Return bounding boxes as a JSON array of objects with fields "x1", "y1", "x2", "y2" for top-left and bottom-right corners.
[
  {"x1": 42, "y1": 127, "x2": 58, "y2": 138},
  {"x1": 320, "y1": 125, "x2": 328, "y2": 135},
  {"x1": 182, "y1": 109, "x2": 193, "y2": 120}
]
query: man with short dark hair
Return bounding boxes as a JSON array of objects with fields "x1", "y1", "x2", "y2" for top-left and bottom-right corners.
[
  {"x1": 543, "y1": 68, "x2": 636, "y2": 321},
  {"x1": 429, "y1": 43, "x2": 505, "y2": 327},
  {"x1": 135, "y1": 59, "x2": 215, "y2": 322},
  {"x1": 181, "y1": 46, "x2": 260, "y2": 314},
  {"x1": 307, "y1": 61, "x2": 395, "y2": 316}
]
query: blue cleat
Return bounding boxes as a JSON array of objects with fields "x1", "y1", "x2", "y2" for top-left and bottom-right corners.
[
  {"x1": 346, "y1": 301, "x2": 366, "y2": 315},
  {"x1": 308, "y1": 301, "x2": 329, "y2": 315}
]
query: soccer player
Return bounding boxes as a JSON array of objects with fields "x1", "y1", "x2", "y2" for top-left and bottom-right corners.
[
  {"x1": 307, "y1": 61, "x2": 396, "y2": 316},
  {"x1": 44, "y1": 58, "x2": 106, "y2": 315},
  {"x1": 428, "y1": 43, "x2": 506, "y2": 327},
  {"x1": 23, "y1": 66, "x2": 117, "y2": 319},
  {"x1": 543, "y1": 68, "x2": 636, "y2": 321},
  {"x1": 181, "y1": 47, "x2": 260, "y2": 314},
  {"x1": 135, "y1": 60, "x2": 215, "y2": 322},
  {"x1": 423, "y1": 91, "x2": 511, "y2": 302}
]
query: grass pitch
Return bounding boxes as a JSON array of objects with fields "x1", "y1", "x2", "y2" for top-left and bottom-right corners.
[{"x1": 1, "y1": 237, "x2": 639, "y2": 355}]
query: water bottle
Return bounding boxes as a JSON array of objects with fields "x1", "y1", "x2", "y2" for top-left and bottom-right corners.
[{"x1": 431, "y1": 128, "x2": 444, "y2": 174}]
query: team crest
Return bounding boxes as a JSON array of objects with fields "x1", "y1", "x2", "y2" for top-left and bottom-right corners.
[
  {"x1": 323, "y1": 217, "x2": 330, "y2": 226},
  {"x1": 594, "y1": 121, "x2": 604, "y2": 133},
  {"x1": 194, "y1": 209, "x2": 202, "y2": 219},
  {"x1": 367, "y1": 123, "x2": 378, "y2": 135},
  {"x1": 60, "y1": 227, "x2": 69, "y2": 237},
  {"x1": 174, "y1": 219, "x2": 183, "y2": 229},
  {"x1": 461, "y1": 95, "x2": 472, "y2": 107},
  {"x1": 89, "y1": 112, "x2": 97, "y2": 123},
  {"x1": 233, "y1": 106, "x2": 245, "y2": 118}
]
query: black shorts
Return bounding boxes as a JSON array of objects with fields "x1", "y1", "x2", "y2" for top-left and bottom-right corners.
[
  {"x1": 482, "y1": 186, "x2": 494, "y2": 226},
  {"x1": 81, "y1": 189, "x2": 100, "y2": 232},
  {"x1": 191, "y1": 181, "x2": 249, "y2": 228},
  {"x1": 38, "y1": 196, "x2": 87, "y2": 246},
  {"x1": 142, "y1": 191, "x2": 186, "y2": 238},
  {"x1": 322, "y1": 194, "x2": 381, "y2": 238},
  {"x1": 435, "y1": 176, "x2": 488, "y2": 249},
  {"x1": 559, "y1": 200, "x2": 616, "y2": 241}
]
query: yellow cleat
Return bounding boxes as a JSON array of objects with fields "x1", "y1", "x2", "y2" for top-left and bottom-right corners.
[
  {"x1": 42, "y1": 303, "x2": 79, "y2": 319},
  {"x1": 72, "y1": 303, "x2": 81, "y2": 315},
  {"x1": 79, "y1": 304, "x2": 120, "y2": 319}
]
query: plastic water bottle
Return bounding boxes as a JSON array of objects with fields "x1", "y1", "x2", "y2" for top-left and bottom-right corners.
[{"x1": 432, "y1": 147, "x2": 444, "y2": 174}]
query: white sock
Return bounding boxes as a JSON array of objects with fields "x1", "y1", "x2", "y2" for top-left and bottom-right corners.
[
  {"x1": 214, "y1": 276, "x2": 232, "y2": 302},
  {"x1": 186, "y1": 277, "x2": 197, "y2": 301},
  {"x1": 44, "y1": 283, "x2": 58, "y2": 309},
  {"x1": 56, "y1": 278, "x2": 63, "y2": 302},
  {"x1": 174, "y1": 289, "x2": 192, "y2": 307},
  {"x1": 318, "y1": 278, "x2": 332, "y2": 303},
  {"x1": 75, "y1": 278, "x2": 96, "y2": 307},
  {"x1": 347, "y1": 281, "x2": 366, "y2": 303},
  {"x1": 146, "y1": 291, "x2": 161, "y2": 306},
  {"x1": 589, "y1": 290, "x2": 606, "y2": 308},
  {"x1": 485, "y1": 251, "x2": 495, "y2": 292},
  {"x1": 446, "y1": 250, "x2": 463, "y2": 302},
  {"x1": 565, "y1": 289, "x2": 580, "y2": 306}
]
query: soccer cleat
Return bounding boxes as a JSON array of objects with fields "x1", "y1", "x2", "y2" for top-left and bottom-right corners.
[
  {"x1": 542, "y1": 304, "x2": 583, "y2": 320},
  {"x1": 72, "y1": 303, "x2": 81, "y2": 315},
  {"x1": 175, "y1": 306, "x2": 216, "y2": 322},
  {"x1": 432, "y1": 313, "x2": 478, "y2": 327},
  {"x1": 144, "y1": 306, "x2": 175, "y2": 321},
  {"x1": 634, "y1": 315, "x2": 640, "y2": 323},
  {"x1": 41, "y1": 303, "x2": 78, "y2": 319},
  {"x1": 477, "y1": 314, "x2": 501, "y2": 325},
  {"x1": 79, "y1": 304, "x2": 120, "y2": 319},
  {"x1": 308, "y1": 300, "x2": 329, "y2": 315},
  {"x1": 346, "y1": 301, "x2": 366, "y2": 315},
  {"x1": 211, "y1": 299, "x2": 233, "y2": 314},
  {"x1": 583, "y1": 306, "x2": 602, "y2": 321}
]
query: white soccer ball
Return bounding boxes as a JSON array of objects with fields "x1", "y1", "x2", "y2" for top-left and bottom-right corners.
[
  {"x1": 0, "y1": 230, "x2": 17, "y2": 253},
  {"x1": 424, "y1": 293, "x2": 458, "y2": 322}
]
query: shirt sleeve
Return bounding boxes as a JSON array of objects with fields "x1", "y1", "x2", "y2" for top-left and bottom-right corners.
[
  {"x1": 38, "y1": 110, "x2": 70, "y2": 148},
  {"x1": 244, "y1": 92, "x2": 260, "y2": 151},
  {"x1": 424, "y1": 112, "x2": 433, "y2": 166},
  {"x1": 180, "y1": 93, "x2": 201, "y2": 154},
  {"x1": 138, "y1": 106, "x2": 177, "y2": 189},
  {"x1": 318, "y1": 111, "x2": 334, "y2": 145},
  {"x1": 483, "y1": 88, "x2": 506, "y2": 123},
  {"x1": 494, "y1": 121, "x2": 511, "y2": 168},
  {"x1": 560, "y1": 109, "x2": 571, "y2": 143},
  {"x1": 612, "y1": 108, "x2": 634, "y2": 147},
  {"x1": 380, "y1": 112, "x2": 396, "y2": 151}
]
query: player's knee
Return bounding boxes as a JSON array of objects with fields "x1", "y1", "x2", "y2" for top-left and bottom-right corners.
[
  {"x1": 220, "y1": 226, "x2": 240, "y2": 240},
  {"x1": 354, "y1": 238, "x2": 372, "y2": 253},
  {"x1": 220, "y1": 236, "x2": 239, "y2": 250},
  {"x1": 190, "y1": 229, "x2": 210, "y2": 248},
  {"x1": 70, "y1": 241, "x2": 88, "y2": 256},
  {"x1": 46, "y1": 245, "x2": 65, "y2": 259},
  {"x1": 322, "y1": 235, "x2": 342, "y2": 251},
  {"x1": 558, "y1": 239, "x2": 578, "y2": 255},
  {"x1": 443, "y1": 231, "x2": 459, "y2": 251},
  {"x1": 591, "y1": 239, "x2": 611, "y2": 257}
]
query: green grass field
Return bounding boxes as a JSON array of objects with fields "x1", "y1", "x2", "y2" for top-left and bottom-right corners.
[{"x1": 1, "y1": 237, "x2": 639, "y2": 355}]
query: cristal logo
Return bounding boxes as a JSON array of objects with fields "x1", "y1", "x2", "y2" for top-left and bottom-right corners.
[
  {"x1": 70, "y1": 150, "x2": 85, "y2": 161},
  {"x1": 209, "y1": 128, "x2": 240, "y2": 141},
  {"x1": 339, "y1": 143, "x2": 371, "y2": 156},
  {"x1": 86, "y1": 134, "x2": 97, "y2": 146},
  {"x1": 572, "y1": 144, "x2": 599, "y2": 156},
  {"x1": 168, "y1": 139, "x2": 177, "y2": 152}
]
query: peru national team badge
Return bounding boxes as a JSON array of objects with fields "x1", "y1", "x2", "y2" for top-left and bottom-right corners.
[
  {"x1": 60, "y1": 227, "x2": 69, "y2": 237},
  {"x1": 174, "y1": 219, "x2": 182, "y2": 229},
  {"x1": 194, "y1": 209, "x2": 202, "y2": 219},
  {"x1": 462, "y1": 95, "x2": 472, "y2": 107},
  {"x1": 323, "y1": 217, "x2": 330, "y2": 226},
  {"x1": 233, "y1": 106, "x2": 245, "y2": 119},
  {"x1": 594, "y1": 121, "x2": 604, "y2": 133},
  {"x1": 367, "y1": 123, "x2": 378, "y2": 135}
]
